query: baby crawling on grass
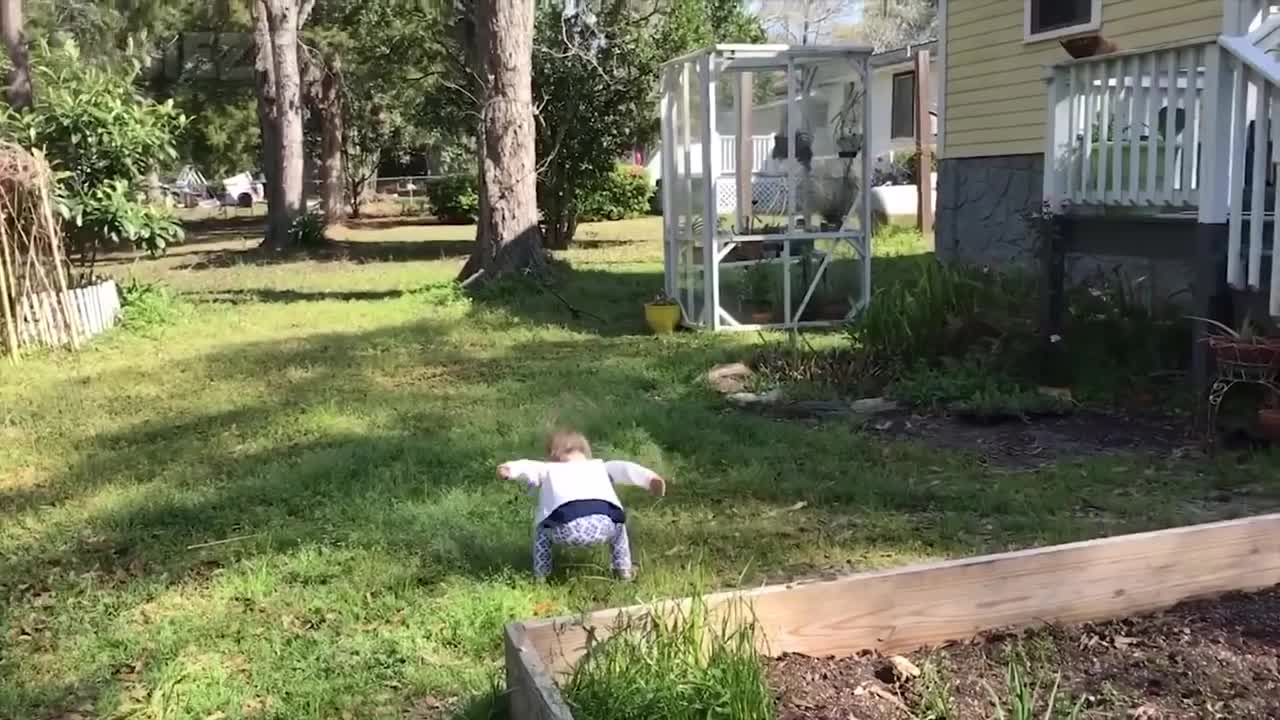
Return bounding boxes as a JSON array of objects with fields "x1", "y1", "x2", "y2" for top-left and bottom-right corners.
[{"x1": 498, "y1": 430, "x2": 666, "y2": 581}]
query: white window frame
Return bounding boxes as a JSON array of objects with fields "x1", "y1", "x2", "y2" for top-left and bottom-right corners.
[{"x1": 1023, "y1": 0, "x2": 1102, "y2": 43}]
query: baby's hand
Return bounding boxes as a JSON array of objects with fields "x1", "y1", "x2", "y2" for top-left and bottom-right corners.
[
  {"x1": 649, "y1": 475, "x2": 667, "y2": 497},
  {"x1": 497, "y1": 464, "x2": 513, "y2": 480}
]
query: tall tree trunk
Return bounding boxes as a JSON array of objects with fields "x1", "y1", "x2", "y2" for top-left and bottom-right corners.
[
  {"x1": 1, "y1": 0, "x2": 31, "y2": 109},
  {"x1": 319, "y1": 55, "x2": 345, "y2": 223},
  {"x1": 252, "y1": 0, "x2": 283, "y2": 245},
  {"x1": 262, "y1": 0, "x2": 305, "y2": 250},
  {"x1": 457, "y1": 0, "x2": 544, "y2": 282}
]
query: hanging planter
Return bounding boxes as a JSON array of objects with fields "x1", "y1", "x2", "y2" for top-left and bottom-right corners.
[{"x1": 836, "y1": 132, "x2": 863, "y2": 159}]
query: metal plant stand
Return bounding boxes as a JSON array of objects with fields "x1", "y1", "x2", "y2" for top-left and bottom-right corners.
[{"x1": 1204, "y1": 340, "x2": 1280, "y2": 451}]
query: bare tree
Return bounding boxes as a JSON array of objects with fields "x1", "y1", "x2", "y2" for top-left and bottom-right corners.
[
  {"x1": 860, "y1": 0, "x2": 937, "y2": 51},
  {"x1": 1, "y1": 0, "x2": 31, "y2": 109},
  {"x1": 757, "y1": 0, "x2": 851, "y2": 45},
  {"x1": 457, "y1": 0, "x2": 544, "y2": 282}
]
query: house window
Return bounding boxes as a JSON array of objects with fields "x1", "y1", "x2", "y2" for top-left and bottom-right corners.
[
  {"x1": 891, "y1": 71, "x2": 915, "y2": 140},
  {"x1": 1025, "y1": 0, "x2": 1100, "y2": 41}
]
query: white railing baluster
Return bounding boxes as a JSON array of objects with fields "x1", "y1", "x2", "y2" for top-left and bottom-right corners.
[
  {"x1": 1250, "y1": 76, "x2": 1269, "y2": 290},
  {"x1": 1183, "y1": 47, "x2": 1201, "y2": 203},
  {"x1": 1162, "y1": 51, "x2": 1180, "y2": 205},
  {"x1": 1098, "y1": 62, "x2": 1113, "y2": 200},
  {"x1": 1110, "y1": 60, "x2": 1125, "y2": 201},
  {"x1": 1067, "y1": 64, "x2": 1080, "y2": 202},
  {"x1": 1126, "y1": 55, "x2": 1141, "y2": 204},
  {"x1": 1082, "y1": 61, "x2": 1096, "y2": 201},
  {"x1": 1144, "y1": 52, "x2": 1159, "y2": 204},
  {"x1": 1228, "y1": 64, "x2": 1249, "y2": 289}
]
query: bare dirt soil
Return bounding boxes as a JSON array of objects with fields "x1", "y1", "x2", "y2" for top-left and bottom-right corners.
[
  {"x1": 868, "y1": 409, "x2": 1195, "y2": 469},
  {"x1": 769, "y1": 586, "x2": 1280, "y2": 719}
]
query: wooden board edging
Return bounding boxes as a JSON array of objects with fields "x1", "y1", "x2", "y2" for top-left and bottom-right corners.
[
  {"x1": 504, "y1": 624, "x2": 571, "y2": 720},
  {"x1": 506, "y1": 513, "x2": 1280, "y2": 720}
]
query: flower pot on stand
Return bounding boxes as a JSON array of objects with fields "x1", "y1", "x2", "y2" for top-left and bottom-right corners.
[
  {"x1": 1260, "y1": 409, "x2": 1280, "y2": 442},
  {"x1": 644, "y1": 299, "x2": 681, "y2": 335}
]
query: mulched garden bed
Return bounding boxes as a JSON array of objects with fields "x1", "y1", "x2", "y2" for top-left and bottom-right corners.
[{"x1": 769, "y1": 585, "x2": 1280, "y2": 719}]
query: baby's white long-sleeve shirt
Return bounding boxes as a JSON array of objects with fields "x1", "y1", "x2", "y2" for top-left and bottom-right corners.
[{"x1": 501, "y1": 459, "x2": 660, "y2": 527}]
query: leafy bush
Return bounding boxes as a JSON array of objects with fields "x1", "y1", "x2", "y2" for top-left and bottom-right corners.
[
  {"x1": 872, "y1": 150, "x2": 938, "y2": 186},
  {"x1": 0, "y1": 42, "x2": 186, "y2": 258},
  {"x1": 288, "y1": 213, "x2": 328, "y2": 248},
  {"x1": 564, "y1": 598, "x2": 772, "y2": 720},
  {"x1": 577, "y1": 164, "x2": 653, "y2": 222},
  {"x1": 66, "y1": 179, "x2": 184, "y2": 256},
  {"x1": 428, "y1": 174, "x2": 479, "y2": 224}
]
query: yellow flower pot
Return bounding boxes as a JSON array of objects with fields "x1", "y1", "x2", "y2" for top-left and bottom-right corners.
[{"x1": 644, "y1": 302, "x2": 681, "y2": 334}]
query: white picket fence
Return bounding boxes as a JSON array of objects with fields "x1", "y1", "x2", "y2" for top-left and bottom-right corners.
[{"x1": 14, "y1": 279, "x2": 121, "y2": 348}]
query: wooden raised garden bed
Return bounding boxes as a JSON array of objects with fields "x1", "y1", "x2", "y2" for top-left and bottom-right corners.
[{"x1": 504, "y1": 514, "x2": 1280, "y2": 720}]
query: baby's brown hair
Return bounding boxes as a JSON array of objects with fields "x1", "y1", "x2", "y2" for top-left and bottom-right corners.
[{"x1": 546, "y1": 429, "x2": 592, "y2": 461}]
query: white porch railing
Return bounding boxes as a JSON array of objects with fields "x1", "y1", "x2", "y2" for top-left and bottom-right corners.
[
  {"x1": 1219, "y1": 18, "x2": 1280, "y2": 317},
  {"x1": 1044, "y1": 41, "x2": 1212, "y2": 210},
  {"x1": 1043, "y1": 29, "x2": 1280, "y2": 317},
  {"x1": 718, "y1": 134, "x2": 774, "y2": 175}
]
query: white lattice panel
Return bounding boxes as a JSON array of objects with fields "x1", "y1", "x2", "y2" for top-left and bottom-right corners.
[{"x1": 712, "y1": 176, "x2": 791, "y2": 215}]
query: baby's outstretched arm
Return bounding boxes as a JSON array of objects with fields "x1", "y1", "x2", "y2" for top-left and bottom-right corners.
[
  {"x1": 604, "y1": 460, "x2": 667, "y2": 496},
  {"x1": 498, "y1": 460, "x2": 549, "y2": 490}
]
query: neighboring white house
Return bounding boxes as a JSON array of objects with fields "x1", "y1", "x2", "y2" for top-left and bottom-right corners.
[{"x1": 642, "y1": 41, "x2": 939, "y2": 183}]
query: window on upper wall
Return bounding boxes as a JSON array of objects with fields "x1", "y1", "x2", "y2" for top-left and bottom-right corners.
[
  {"x1": 1025, "y1": 0, "x2": 1101, "y2": 42},
  {"x1": 891, "y1": 71, "x2": 915, "y2": 139}
]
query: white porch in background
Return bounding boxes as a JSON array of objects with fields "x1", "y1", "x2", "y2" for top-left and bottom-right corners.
[{"x1": 1041, "y1": 1, "x2": 1280, "y2": 318}]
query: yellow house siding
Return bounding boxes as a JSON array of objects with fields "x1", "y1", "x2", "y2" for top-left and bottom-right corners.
[{"x1": 943, "y1": 0, "x2": 1223, "y2": 159}]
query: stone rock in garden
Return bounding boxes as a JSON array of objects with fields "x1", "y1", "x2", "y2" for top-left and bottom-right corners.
[
  {"x1": 850, "y1": 397, "x2": 899, "y2": 415},
  {"x1": 707, "y1": 363, "x2": 754, "y2": 394},
  {"x1": 874, "y1": 655, "x2": 922, "y2": 685},
  {"x1": 726, "y1": 389, "x2": 785, "y2": 407}
]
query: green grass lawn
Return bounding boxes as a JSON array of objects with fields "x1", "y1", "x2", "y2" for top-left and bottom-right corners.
[{"x1": 1, "y1": 215, "x2": 1276, "y2": 719}]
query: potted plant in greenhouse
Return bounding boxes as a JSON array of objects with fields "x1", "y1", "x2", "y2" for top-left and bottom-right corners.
[
  {"x1": 643, "y1": 293, "x2": 682, "y2": 335},
  {"x1": 741, "y1": 262, "x2": 777, "y2": 325}
]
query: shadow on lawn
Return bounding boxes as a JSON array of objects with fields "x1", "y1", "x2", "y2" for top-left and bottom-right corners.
[
  {"x1": 165, "y1": 236, "x2": 475, "y2": 271},
  {"x1": 1, "y1": 313, "x2": 982, "y2": 586},
  {"x1": 191, "y1": 288, "x2": 411, "y2": 304},
  {"x1": 466, "y1": 264, "x2": 666, "y2": 338}
]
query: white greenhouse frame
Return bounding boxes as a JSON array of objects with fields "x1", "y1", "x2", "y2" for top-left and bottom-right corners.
[{"x1": 660, "y1": 44, "x2": 876, "y2": 331}]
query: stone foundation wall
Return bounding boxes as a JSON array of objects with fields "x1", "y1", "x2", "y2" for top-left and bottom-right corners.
[
  {"x1": 935, "y1": 154, "x2": 1195, "y2": 303},
  {"x1": 936, "y1": 154, "x2": 1043, "y2": 267}
]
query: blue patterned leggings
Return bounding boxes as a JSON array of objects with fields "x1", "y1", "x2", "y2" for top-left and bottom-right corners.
[{"x1": 534, "y1": 514, "x2": 632, "y2": 579}]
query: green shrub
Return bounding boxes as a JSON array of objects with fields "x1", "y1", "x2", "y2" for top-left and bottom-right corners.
[
  {"x1": 288, "y1": 213, "x2": 328, "y2": 248},
  {"x1": 577, "y1": 164, "x2": 652, "y2": 222},
  {"x1": 564, "y1": 598, "x2": 773, "y2": 720},
  {"x1": 848, "y1": 259, "x2": 1036, "y2": 372},
  {"x1": 428, "y1": 174, "x2": 479, "y2": 224},
  {"x1": 67, "y1": 179, "x2": 185, "y2": 257},
  {"x1": 119, "y1": 278, "x2": 188, "y2": 334},
  {"x1": 0, "y1": 41, "x2": 186, "y2": 258}
]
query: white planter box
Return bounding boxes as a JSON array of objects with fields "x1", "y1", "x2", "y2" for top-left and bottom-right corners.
[{"x1": 871, "y1": 173, "x2": 937, "y2": 221}]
